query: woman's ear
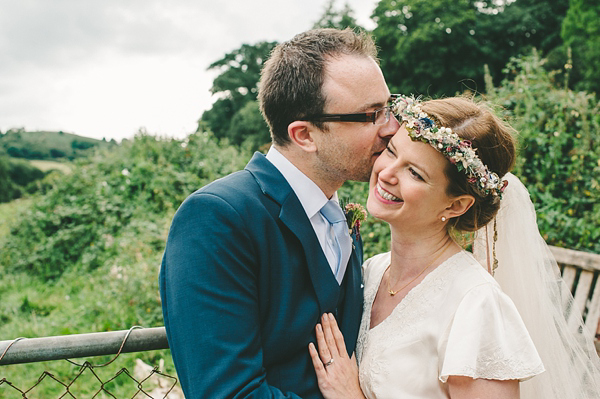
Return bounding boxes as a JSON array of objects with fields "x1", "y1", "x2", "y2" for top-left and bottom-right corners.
[
  {"x1": 444, "y1": 195, "x2": 475, "y2": 219},
  {"x1": 288, "y1": 121, "x2": 317, "y2": 153}
]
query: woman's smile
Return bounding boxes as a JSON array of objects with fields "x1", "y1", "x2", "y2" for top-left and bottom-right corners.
[{"x1": 374, "y1": 183, "x2": 403, "y2": 204}]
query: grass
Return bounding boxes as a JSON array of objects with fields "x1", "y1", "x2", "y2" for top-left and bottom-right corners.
[
  {"x1": 1, "y1": 130, "x2": 111, "y2": 160},
  {"x1": 0, "y1": 198, "x2": 179, "y2": 397},
  {"x1": 0, "y1": 198, "x2": 32, "y2": 238},
  {"x1": 28, "y1": 159, "x2": 72, "y2": 174}
]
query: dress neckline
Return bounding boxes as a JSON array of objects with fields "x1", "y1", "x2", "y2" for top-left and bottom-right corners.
[{"x1": 368, "y1": 250, "x2": 465, "y2": 332}]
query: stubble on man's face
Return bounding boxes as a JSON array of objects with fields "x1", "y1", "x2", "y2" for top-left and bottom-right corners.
[{"x1": 314, "y1": 131, "x2": 387, "y2": 185}]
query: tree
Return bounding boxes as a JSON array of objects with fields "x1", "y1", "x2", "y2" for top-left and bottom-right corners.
[
  {"x1": 198, "y1": 41, "x2": 277, "y2": 139},
  {"x1": 312, "y1": 0, "x2": 361, "y2": 30},
  {"x1": 371, "y1": 0, "x2": 569, "y2": 97},
  {"x1": 476, "y1": 0, "x2": 569, "y2": 86},
  {"x1": 373, "y1": 0, "x2": 480, "y2": 97},
  {"x1": 561, "y1": 0, "x2": 600, "y2": 93},
  {"x1": 0, "y1": 156, "x2": 18, "y2": 202},
  {"x1": 198, "y1": 2, "x2": 364, "y2": 147},
  {"x1": 227, "y1": 100, "x2": 270, "y2": 149}
]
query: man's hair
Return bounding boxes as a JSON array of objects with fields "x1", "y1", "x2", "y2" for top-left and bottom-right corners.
[{"x1": 258, "y1": 28, "x2": 378, "y2": 146}]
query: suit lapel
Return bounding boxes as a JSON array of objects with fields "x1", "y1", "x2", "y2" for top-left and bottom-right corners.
[
  {"x1": 245, "y1": 153, "x2": 340, "y2": 312},
  {"x1": 338, "y1": 232, "x2": 364, "y2": 353},
  {"x1": 279, "y1": 198, "x2": 340, "y2": 311}
]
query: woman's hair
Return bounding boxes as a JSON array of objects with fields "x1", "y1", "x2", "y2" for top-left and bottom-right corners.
[{"x1": 421, "y1": 97, "x2": 516, "y2": 232}]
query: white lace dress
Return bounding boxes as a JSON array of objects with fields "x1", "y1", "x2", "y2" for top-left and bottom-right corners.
[{"x1": 356, "y1": 251, "x2": 544, "y2": 399}]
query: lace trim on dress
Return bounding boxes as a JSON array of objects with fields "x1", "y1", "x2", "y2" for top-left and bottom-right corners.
[
  {"x1": 439, "y1": 346, "x2": 545, "y2": 383},
  {"x1": 357, "y1": 252, "x2": 464, "y2": 397}
]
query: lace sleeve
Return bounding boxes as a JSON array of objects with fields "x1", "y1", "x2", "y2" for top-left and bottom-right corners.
[{"x1": 438, "y1": 282, "x2": 545, "y2": 383}]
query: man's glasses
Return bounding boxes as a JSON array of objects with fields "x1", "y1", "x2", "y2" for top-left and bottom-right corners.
[{"x1": 300, "y1": 96, "x2": 399, "y2": 126}]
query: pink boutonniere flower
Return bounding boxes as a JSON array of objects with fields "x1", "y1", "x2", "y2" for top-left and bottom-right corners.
[{"x1": 344, "y1": 202, "x2": 367, "y2": 237}]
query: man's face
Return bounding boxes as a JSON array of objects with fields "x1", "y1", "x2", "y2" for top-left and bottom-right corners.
[{"x1": 311, "y1": 54, "x2": 400, "y2": 184}]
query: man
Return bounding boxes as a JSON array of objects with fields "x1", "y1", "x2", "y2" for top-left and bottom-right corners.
[{"x1": 160, "y1": 28, "x2": 399, "y2": 398}]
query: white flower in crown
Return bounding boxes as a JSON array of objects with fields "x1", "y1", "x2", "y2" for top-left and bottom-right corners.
[{"x1": 391, "y1": 94, "x2": 508, "y2": 199}]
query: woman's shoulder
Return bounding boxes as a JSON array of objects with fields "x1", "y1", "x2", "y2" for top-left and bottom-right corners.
[
  {"x1": 444, "y1": 250, "x2": 501, "y2": 294},
  {"x1": 362, "y1": 252, "x2": 391, "y2": 284}
]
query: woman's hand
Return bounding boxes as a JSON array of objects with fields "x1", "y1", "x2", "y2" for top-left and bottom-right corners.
[{"x1": 308, "y1": 313, "x2": 366, "y2": 399}]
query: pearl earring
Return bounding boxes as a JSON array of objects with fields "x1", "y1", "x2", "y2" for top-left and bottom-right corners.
[{"x1": 441, "y1": 216, "x2": 447, "y2": 222}]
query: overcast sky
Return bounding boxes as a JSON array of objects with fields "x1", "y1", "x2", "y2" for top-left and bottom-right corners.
[{"x1": 0, "y1": 0, "x2": 378, "y2": 141}]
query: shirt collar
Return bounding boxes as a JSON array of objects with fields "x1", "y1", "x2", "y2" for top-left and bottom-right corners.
[{"x1": 266, "y1": 146, "x2": 339, "y2": 218}]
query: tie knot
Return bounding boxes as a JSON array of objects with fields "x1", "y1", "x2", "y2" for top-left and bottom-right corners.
[{"x1": 320, "y1": 200, "x2": 346, "y2": 225}]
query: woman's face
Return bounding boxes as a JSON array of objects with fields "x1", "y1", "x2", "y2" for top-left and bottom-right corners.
[{"x1": 367, "y1": 125, "x2": 455, "y2": 230}]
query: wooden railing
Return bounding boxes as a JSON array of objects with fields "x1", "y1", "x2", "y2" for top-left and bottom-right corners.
[
  {"x1": 0, "y1": 247, "x2": 598, "y2": 368},
  {"x1": 550, "y1": 246, "x2": 600, "y2": 352}
]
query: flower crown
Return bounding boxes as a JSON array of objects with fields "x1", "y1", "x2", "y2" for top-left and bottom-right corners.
[{"x1": 391, "y1": 95, "x2": 507, "y2": 200}]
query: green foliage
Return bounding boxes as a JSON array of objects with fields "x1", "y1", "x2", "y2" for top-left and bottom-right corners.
[
  {"x1": 0, "y1": 198, "x2": 31, "y2": 238},
  {"x1": 198, "y1": 41, "x2": 277, "y2": 146},
  {"x1": 312, "y1": 0, "x2": 362, "y2": 30},
  {"x1": 373, "y1": 0, "x2": 569, "y2": 97},
  {"x1": 475, "y1": 0, "x2": 568, "y2": 86},
  {"x1": 0, "y1": 131, "x2": 252, "y2": 396},
  {"x1": 0, "y1": 156, "x2": 48, "y2": 203},
  {"x1": 0, "y1": 219, "x2": 176, "y2": 398},
  {"x1": 339, "y1": 50, "x2": 600, "y2": 256},
  {"x1": 198, "y1": 1, "x2": 366, "y2": 151},
  {"x1": 0, "y1": 131, "x2": 251, "y2": 280},
  {"x1": 339, "y1": 181, "x2": 392, "y2": 259},
  {"x1": 374, "y1": 0, "x2": 480, "y2": 96},
  {"x1": 227, "y1": 100, "x2": 271, "y2": 148},
  {"x1": 6, "y1": 158, "x2": 45, "y2": 186},
  {"x1": 485, "y1": 50, "x2": 600, "y2": 253},
  {"x1": 0, "y1": 156, "x2": 18, "y2": 202},
  {"x1": 0, "y1": 129, "x2": 113, "y2": 161},
  {"x1": 561, "y1": 0, "x2": 600, "y2": 93}
]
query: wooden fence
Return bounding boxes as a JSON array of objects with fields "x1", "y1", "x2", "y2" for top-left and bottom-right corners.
[
  {"x1": 0, "y1": 245, "x2": 598, "y2": 369},
  {"x1": 550, "y1": 246, "x2": 600, "y2": 351}
]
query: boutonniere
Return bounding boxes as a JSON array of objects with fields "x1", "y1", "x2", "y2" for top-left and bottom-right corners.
[{"x1": 343, "y1": 202, "x2": 367, "y2": 237}]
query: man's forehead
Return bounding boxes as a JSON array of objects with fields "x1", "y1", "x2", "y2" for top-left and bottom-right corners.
[{"x1": 323, "y1": 55, "x2": 389, "y2": 101}]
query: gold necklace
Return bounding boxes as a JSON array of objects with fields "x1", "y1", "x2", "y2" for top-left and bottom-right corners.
[{"x1": 386, "y1": 240, "x2": 451, "y2": 296}]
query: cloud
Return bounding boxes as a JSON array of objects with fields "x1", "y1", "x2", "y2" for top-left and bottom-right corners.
[
  {"x1": 0, "y1": 0, "x2": 378, "y2": 140},
  {"x1": 0, "y1": 1, "x2": 204, "y2": 71}
]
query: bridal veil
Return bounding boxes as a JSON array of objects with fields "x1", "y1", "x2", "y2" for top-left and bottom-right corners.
[{"x1": 474, "y1": 172, "x2": 600, "y2": 398}]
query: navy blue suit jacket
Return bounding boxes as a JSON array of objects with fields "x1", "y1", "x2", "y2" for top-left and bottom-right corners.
[{"x1": 160, "y1": 153, "x2": 364, "y2": 398}]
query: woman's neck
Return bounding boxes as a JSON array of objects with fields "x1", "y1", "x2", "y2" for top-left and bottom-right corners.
[{"x1": 388, "y1": 224, "x2": 458, "y2": 278}]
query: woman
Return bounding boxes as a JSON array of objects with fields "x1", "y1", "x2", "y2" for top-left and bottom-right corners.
[{"x1": 309, "y1": 96, "x2": 600, "y2": 398}]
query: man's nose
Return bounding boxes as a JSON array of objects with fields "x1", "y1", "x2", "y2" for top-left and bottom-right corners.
[{"x1": 379, "y1": 114, "x2": 400, "y2": 137}]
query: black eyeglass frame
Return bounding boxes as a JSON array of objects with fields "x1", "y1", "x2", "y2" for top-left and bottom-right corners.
[{"x1": 300, "y1": 94, "x2": 400, "y2": 125}]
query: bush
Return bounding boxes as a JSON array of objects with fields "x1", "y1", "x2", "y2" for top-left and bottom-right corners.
[
  {"x1": 0, "y1": 156, "x2": 46, "y2": 203},
  {"x1": 485, "y1": 50, "x2": 600, "y2": 253},
  {"x1": 342, "y1": 50, "x2": 600, "y2": 258},
  {"x1": 0, "y1": 131, "x2": 251, "y2": 280}
]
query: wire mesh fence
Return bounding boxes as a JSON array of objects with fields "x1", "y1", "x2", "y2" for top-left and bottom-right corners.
[{"x1": 0, "y1": 326, "x2": 183, "y2": 398}]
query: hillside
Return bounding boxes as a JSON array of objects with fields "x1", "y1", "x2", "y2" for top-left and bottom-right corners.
[
  {"x1": 0, "y1": 131, "x2": 251, "y2": 396},
  {"x1": 0, "y1": 129, "x2": 115, "y2": 160}
]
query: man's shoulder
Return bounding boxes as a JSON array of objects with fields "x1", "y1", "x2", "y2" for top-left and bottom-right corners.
[
  {"x1": 183, "y1": 169, "x2": 261, "y2": 210},
  {"x1": 201, "y1": 169, "x2": 257, "y2": 194}
]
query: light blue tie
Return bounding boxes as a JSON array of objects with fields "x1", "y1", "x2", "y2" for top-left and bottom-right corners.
[{"x1": 320, "y1": 200, "x2": 352, "y2": 283}]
